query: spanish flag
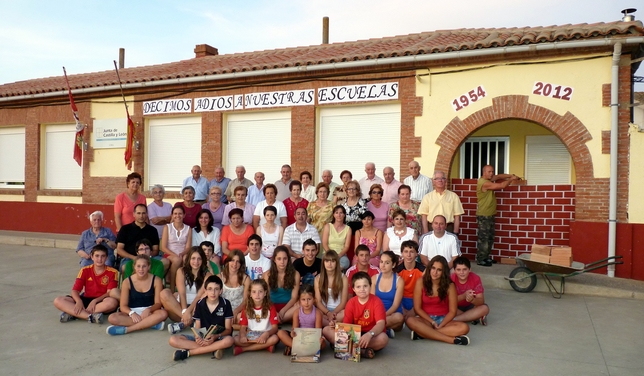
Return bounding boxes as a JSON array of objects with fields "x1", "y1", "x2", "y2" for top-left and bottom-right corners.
[{"x1": 63, "y1": 67, "x2": 83, "y2": 167}]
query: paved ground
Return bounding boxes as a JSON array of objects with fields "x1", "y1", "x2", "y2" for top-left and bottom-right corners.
[{"x1": 1, "y1": 243, "x2": 643, "y2": 376}]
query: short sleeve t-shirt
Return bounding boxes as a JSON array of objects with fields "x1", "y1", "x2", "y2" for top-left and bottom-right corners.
[
  {"x1": 240, "y1": 304, "x2": 279, "y2": 332},
  {"x1": 116, "y1": 223, "x2": 160, "y2": 256},
  {"x1": 343, "y1": 294, "x2": 387, "y2": 333},
  {"x1": 395, "y1": 262, "x2": 426, "y2": 298},
  {"x1": 450, "y1": 272, "x2": 484, "y2": 308},
  {"x1": 293, "y1": 257, "x2": 322, "y2": 287},
  {"x1": 193, "y1": 296, "x2": 233, "y2": 329},
  {"x1": 72, "y1": 265, "x2": 118, "y2": 298},
  {"x1": 245, "y1": 254, "x2": 271, "y2": 280},
  {"x1": 123, "y1": 258, "x2": 165, "y2": 280}
]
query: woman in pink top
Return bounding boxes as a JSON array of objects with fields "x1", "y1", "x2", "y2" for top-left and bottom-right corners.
[
  {"x1": 161, "y1": 206, "x2": 192, "y2": 291},
  {"x1": 114, "y1": 172, "x2": 147, "y2": 232},
  {"x1": 367, "y1": 183, "x2": 388, "y2": 232}
]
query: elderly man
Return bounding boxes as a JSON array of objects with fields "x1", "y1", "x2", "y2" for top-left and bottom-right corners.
[
  {"x1": 209, "y1": 167, "x2": 231, "y2": 203},
  {"x1": 225, "y1": 165, "x2": 253, "y2": 199},
  {"x1": 246, "y1": 171, "x2": 266, "y2": 206},
  {"x1": 274, "y1": 164, "x2": 294, "y2": 202},
  {"x1": 115, "y1": 204, "x2": 160, "y2": 271},
  {"x1": 403, "y1": 161, "x2": 433, "y2": 201},
  {"x1": 418, "y1": 171, "x2": 464, "y2": 235},
  {"x1": 321, "y1": 170, "x2": 339, "y2": 192},
  {"x1": 381, "y1": 166, "x2": 402, "y2": 204},
  {"x1": 359, "y1": 162, "x2": 384, "y2": 199},
  {"x1": 182, "y1": 165, "x2": 209, "y2": 203},
  {"x1": 76, "y1": 211, "x2": 117, "y2": 267},
  {"x1": 476, "y1": 165, "x2": 520, "y2": 266},
  {"x1": 282, "y1": 207, "x2": 321, "y2": 258},
  {"x1": 419, "y1": 215, "x2": 460, "y2": 269}
]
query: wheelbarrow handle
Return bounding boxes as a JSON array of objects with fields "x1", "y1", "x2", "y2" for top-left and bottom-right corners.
[
  {"x1": 584, "y1": 255, "x2": 623, "y2": 269},
  {"x1": 580, "y1": 260, "x2": 624, "y2": 275}
]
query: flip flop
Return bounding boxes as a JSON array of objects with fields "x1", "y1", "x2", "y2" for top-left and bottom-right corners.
[{"x1": 363, "y1": 347, "x2": 375, "y2": 359}]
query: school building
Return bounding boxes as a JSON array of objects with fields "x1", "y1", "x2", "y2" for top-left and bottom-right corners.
[{"x1": 1, "y1": 18, "x2": 644, "y2": 279}]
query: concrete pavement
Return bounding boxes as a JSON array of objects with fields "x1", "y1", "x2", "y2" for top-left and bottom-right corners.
[{"x1": 1, "y1": 243, "x2": 643, "y2": 376}]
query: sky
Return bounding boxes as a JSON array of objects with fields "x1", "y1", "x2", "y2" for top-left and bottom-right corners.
[{"x1": 0, "y1": 0, "x2": 642, "y2": 87}]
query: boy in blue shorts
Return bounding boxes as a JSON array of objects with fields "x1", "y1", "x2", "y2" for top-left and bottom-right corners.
[
  {"x1": 169, "y1": 275, "x2": 235, "y2": 360},
  {"x1": 394, "y1": 240, "x2": 425, "y2": 318}
]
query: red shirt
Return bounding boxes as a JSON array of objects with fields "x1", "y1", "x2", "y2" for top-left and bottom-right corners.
[
  {"x1": 239, "y1": 305, "x2": 278, "y2": 332},
  {"x1": 283, "y1": 197, "x2": 309, "y2": 226},
  {"x1": 421, "y1": 288, "x2": 449, "y2": 316},
  {"x1": 72, "y1": 265, "x2": 118, "y2": 298},
  {"x1": 343, "y1": 294, "x2": 386, "y2": 333},
  {"x1": 450, "y1": 272, "x2": 484, "y2": 307},
  {"x1": 221, "y1": 224, "x2": 255, "y2": 255}
]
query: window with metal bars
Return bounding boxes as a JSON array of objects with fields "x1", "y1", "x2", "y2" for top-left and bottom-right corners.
[{"x1": 459, "y1": 137, "x2": 509, "y2": 179}]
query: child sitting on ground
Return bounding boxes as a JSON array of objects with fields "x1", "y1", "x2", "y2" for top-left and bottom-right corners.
[
  {"x1": 451, "y1": 256, "x2": 490, "y2": 325},
  {"x1": 233, "y1": 279, "x2": 279, "y2": 355},
  {"x1": 394, "y1": 240, "x2": 425, "y2": 318},
  {"x1": 277, "y1": 284, "x2": 324, "y2": 355},
  {"x1": 170, "y1": 275, "x2": 235, "y2": 361}
]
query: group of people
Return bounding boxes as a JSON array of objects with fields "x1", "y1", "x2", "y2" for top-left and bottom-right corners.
[{"x1": 61, "y1": 161, "x2": 519, "y2": 360}]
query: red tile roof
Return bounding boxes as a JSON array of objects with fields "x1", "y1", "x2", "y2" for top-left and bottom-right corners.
[{"x1": 1, "y1": 21, "x2": 642, "y2": 98}]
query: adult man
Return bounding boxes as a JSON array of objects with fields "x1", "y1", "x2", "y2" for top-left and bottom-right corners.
[
  {"x1": 451, "y1": 256, "x2": 489, "y2": 325},
  {"x1": 418, "y1": 171, "x2": 464, "y2": 235},
  {"x1": 274, "y1": 164, "x2": 293, "y2": 202},
  {"x1": 381, "y1": 166, "x2": 402, "y2": 204},
  {"x1": 359, "y1": 162, "x2": 384, "y2": 199},
  {"x1": 293, "y1": 239, "x2": 322, "y2": 287},
  {"x1": 246, "y1": 171, "x2": 266, "y2": 206},
  {"x1": 225, "y1": 165, "x2": 253, "y2": 199},
  {"x1": 282, "y1": 207, "x2": 321, "y2": 258},
  {"x1": 115, "y1": 204, "x2": 160, "y2": 271},
  {"x1": 403, "y1": 161, "x2": 433, "y2": 201},
  {"x1": 244, "y1": 234, "x2": 271, "y2": 280},
  {"x1": 182, "y1": 165, "x2": 209, "y2": 203},
  {"x1": 209, "y1": 167, "x2": 231, "y2": 203},
  {"x1": 419, "y1": 215, "x2": 460, "y2": 269},
  {"x1": 321, "y1": 170, "x2": 339, "y2": 192},
  {"x1": 476, "y1": 165, "x2": 519, "y2": 266}
]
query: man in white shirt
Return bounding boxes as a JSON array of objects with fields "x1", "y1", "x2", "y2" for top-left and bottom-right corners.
[
  {"x1": 358, "y1": 162, "x2": 384, "y2": 199},
  {"x1": 274, "y1": 164, "x2": 294, "y2": 202},
  {"x1": 321, "y1": 170, "x2": 339, "y2": 192},
  {"x1": 381, "y1": 166, "x2": 402, "y2": 204},
  {"x1": 419, "y1": 215, "x2": 460, "y2": 269},
  {"x1": 403, "y1": 161, "x2": 433, "y2": 201},
  {"x1": 182, "y1": 165, "x2": 209, "y2": 203},
  {"x1": 246, "y1": 172, "x2": 266, "y2": 206},
  {"x1": 225, "y1": 165, "x2": 253, "y2": 199},
  {"x1": 245, "y1": 234, "x2": 271, "y2": 280},
  {"x1": 283, "y1": 208, "x2": 321, "y2": 258}
]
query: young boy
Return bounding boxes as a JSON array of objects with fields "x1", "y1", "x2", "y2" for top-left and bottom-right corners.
[
  {"x1": 328, "y1": 271, "x2": 388, "y2": 359},
  {"x1": 200, "y1": 241, "x2": 220, "y2": 275},
  {"x1": 53, "y1": 244, "x2": 119, "y2": 324},
  {"x1": 345, "y1": 244, "x2": 381, "y2": 296},
  {"x1": 293, "y1": 239, "x2": 322, "y2": 286},
  {"x1": 451, "y1": 256, "x2": 489, "y2": 325},
  {"x1": 245, "y1": 234, "x2": 271, "y2": 280},
  {"x1": 394, "y1": 240, "x2": 425, "y2": 318},
  {"x1": 169, "y1": 275, "x2": 235, "y2": 360}
]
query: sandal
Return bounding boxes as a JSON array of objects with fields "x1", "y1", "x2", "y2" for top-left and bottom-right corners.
[
  {"x1": 283, "y1": 346, "x2": 291, "y2": 356},
  {"x1": 363, "y1": 347, "x2": 375, "y2": 359}
]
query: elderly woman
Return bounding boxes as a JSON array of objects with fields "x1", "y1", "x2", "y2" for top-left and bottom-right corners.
[
  {"x1": 76, "y1": 211, "x2": 117, "y2": 267},
  {"x1": 201, "y1": 185, "x2": 225, "y2": 230},
  {"x1": 252, "y1": 184, "x2": 287, "y2": 229},
  {"x1": 388, "y1": 184, "x2": 422, "y2": 236},
  {"x1": 114, "y1": 172, "x2": 147, "y2": 232},
  {"x1": 367, "y1": 183, "x2": 389, "y2": 233},
  {"x1": 222, "y1": 186, "x2": 256, "y2": 226},
  {"x1": 147, "y1": 184, "x2": 172, "y2": 239},
  {"x1": 307, "y1": 182, "x2": 333, "y2": 240},
  {"x1": 343, "y1": 180, "x2": 368, "y2": 233},
  {"x1": 332, "y1": 170, "x2": 353, "y2": 206},
  {"x1": 300, "y1": 171, "x2": 316, "y2": 202},
  {"x1": 283, "y1": 180, "x2": 309, "y2": 226},
  {"x1": 171, "y1": 186, "x2": 199, "y2": 229},
  {"x1": 383, "y1": 208, "x2": 418, "y2": 257}
]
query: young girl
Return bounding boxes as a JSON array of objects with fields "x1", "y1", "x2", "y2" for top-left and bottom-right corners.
[
  {"x1": 394, "y1": 240, "x2": 425, "y2": 319},
  {"x1": 405, "y1": 255, "x2": 470, "y2": 345},
  {"x1": 315, "y1": 250, "x2": 349, "y2": 339},
  {"x1": 256, "y1": 206, "x2": 283, "y2": 259},
  {"x1": 371, "y1": 251, "x2": 404, "y2": 338},
  {"x1": 277, "y1": 284, "x2": 324, "y2": 355},
  {"x1": 262, "y1": 246, "x2": 300, "y2": 323},
  {"x1": 161, "y1": 206, "x2": 193, "y2": 291},
  {"x1": 200, "y1": 241, "x2": 220, "y2": 275},
  {"x1": 220, "y1": 250, "x2": 250, "y2": 325},
  {"x1": 161, "y1": 247, "x2": 212, "y2": 334},
  {"x1": 106, "y1": 255, "x2": 168, "y2": 335},
  {"x1": 233, "y1": 279, "x2": 280, "y2": 355},
  {"x1": 354, "y1": 211, "x2": 382, "y2": 267}
]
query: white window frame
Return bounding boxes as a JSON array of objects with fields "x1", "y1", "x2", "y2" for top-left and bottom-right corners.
[
  {"x1": 525, "y1": 135, "x2": 571, "y2": 185},
  {"x1": 44, "y1": 124, "x2": 82, "y2": 190},
  {"x1": 459, "y1": 136, "x2": 510, "y2": 179},
  {"x1": 0, "y1": 127, "x2": 26, "y2": 188}
]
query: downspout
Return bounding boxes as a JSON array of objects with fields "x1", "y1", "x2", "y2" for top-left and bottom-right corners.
[{"x1": 608, "y1": 42, "x2": 621, "y2": 278}]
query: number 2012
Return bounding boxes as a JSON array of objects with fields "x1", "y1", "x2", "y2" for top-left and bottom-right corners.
[
  {"x1": 532, "y1": 82, "x2": 573, "y2": 101},
  {"x1": 452, "y1": 86, "x2": 487, "y2": 111}
]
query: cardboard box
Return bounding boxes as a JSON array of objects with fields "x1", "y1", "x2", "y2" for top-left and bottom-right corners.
[
  {"x1": 500, "y1": 257, "x2": 517, "y2": 265},
  {"x1": 531, "y1": 244, "x2": 552, "y2": 256},
  {"x1": 530, "y1": 253, "x2": 550, "y2": 263},
  {"x1": 550, "y1": 256, "x2": 572, "y2": 267},
  {"x1": 551, "y1": 247, "x2": 572, "y2": 257}
]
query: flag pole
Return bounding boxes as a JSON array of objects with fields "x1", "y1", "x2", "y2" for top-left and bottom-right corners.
[
  {"x1": 113, "y1": 61, "x2": 135, "y2": 170},
  {"x1": 62, "y1": 67, "x2": 84, "y2": 166}
]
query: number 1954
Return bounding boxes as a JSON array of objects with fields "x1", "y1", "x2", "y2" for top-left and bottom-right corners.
[{"x1": 451, "y1": 86, "x2": 487, "y2": 111}]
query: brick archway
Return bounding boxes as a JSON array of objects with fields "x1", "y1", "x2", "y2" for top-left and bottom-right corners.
[{"x1": 434, "y1": 94, "x2": 609, "y2": 222}]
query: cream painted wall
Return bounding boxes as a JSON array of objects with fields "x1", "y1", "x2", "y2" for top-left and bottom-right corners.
[
  {"x1": 415, "y1": 55, "x2": 612, "y2": 180},
  {"x1": 37, "y1": 195, "x2": 83, "y2": 204},
  {"x1": 89, "y1": 97, "x2": 134, "y2": 177},
  {"x1": 0, "y1": 195, "x2": 24, "y2": 202},
  {"x1": 629, "y1": 103, "x2": 644, "y2": 223}
]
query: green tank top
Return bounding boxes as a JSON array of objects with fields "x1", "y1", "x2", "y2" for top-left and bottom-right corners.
[{"x1": 476, "y1": 178, "x2": 496, "y2": 216}]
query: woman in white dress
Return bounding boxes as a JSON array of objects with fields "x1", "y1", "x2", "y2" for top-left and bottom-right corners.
[{"x1": 383, "y1": 208, "x2": 418, "y2": 258}]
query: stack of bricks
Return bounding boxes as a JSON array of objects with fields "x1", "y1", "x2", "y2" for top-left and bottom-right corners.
[
  {"x1": 530, "y1": 244, "x2": 551, "y2": 263},
  {"x1": 550, "y1": 246, "x2": 573, "y2": 267},
  {"x1": 451, "y1": 179, "x2": 575, "y2": 261}
]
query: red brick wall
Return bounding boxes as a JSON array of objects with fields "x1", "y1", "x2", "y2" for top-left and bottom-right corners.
[{"x1": 451, "y1": 179, "x2": 574, "y2": 259}]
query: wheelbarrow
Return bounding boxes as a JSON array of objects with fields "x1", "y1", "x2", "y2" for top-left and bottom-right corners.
[{"x1": 505, "y1": 254, "x2": 623, "y2": 298}]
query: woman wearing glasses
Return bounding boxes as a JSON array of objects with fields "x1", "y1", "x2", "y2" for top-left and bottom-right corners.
[{"x1": 367, "y1": 184, "x2": 388, "y2": 233}]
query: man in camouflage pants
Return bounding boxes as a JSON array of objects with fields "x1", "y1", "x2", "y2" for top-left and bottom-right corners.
[{"x1": 476, "y1": 165, "x2": 519, "y2": 267}]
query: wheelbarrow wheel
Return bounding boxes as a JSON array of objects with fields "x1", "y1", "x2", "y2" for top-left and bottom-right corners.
[{"x1": 509, "y1": 267, "x2": 537, "y2": 293}]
